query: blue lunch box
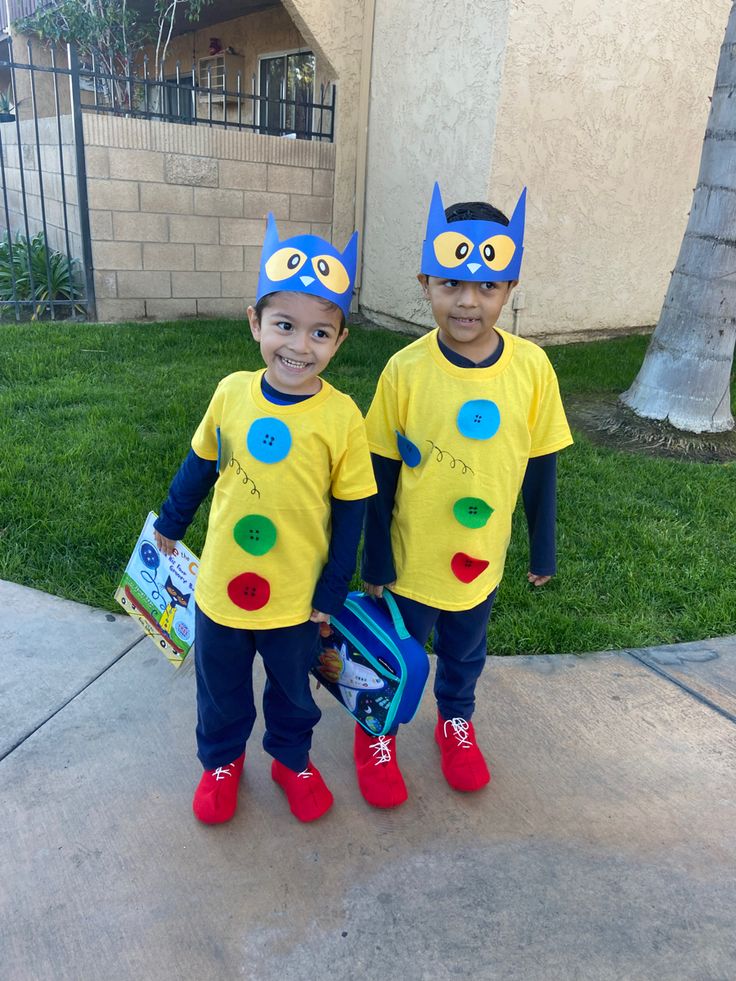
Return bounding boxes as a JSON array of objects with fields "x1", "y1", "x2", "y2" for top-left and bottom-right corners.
[{"x1": 312, "y1": 590, "x2": 430, "y2": 735}]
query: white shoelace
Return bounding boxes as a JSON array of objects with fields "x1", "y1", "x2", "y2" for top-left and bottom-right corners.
[
  {"x1": 370, "y1": 735, "x2": 393, "y2": 765},
  {"x1": 297, "y1": 767, "x2": 313, "y2": 779},
  {"x1": 444, "y1": 717, "x2": 472, "y2": 749},
  {"x1": 211, "y1": 763, "x2": 235, "y2": 782}
]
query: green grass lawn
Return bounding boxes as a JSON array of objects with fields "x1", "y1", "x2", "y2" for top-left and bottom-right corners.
[{"x1": 1, "y1": 319, "x2": 735, "y2": 654}]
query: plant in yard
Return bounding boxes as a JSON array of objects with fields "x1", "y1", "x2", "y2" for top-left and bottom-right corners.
[
  {"x1": 0, "y1": 86, "x2": 13, "y2": 111},
  {"x1": 154, "y1": 0, "x2": 213, "y2": 77},
  {"x1": 0, "y1": 232, "x2": 82, "y2": 319},
  {"x1": 0, "y1": 85, "x2": 15, "y2": 119},
  {"x1": 14, "y1": 0, "x2": 213, "y2": 108},
  {"x1": 15, "y1": 1, "x2": 139, "y2": 106}
]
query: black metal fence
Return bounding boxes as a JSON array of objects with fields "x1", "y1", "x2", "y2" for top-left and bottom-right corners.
[
  {"x1": 0, "y1": 34, "x2": 336, "y2": 321},
  {"x1": 0, "y1": 40, "x2": 95, "y2": 321},
  {"x1": 80, "y1": 53, "x2": 336, "y2": 142}
]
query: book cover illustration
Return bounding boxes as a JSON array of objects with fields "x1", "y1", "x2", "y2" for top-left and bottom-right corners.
[{"x1": 115, "y1": 511, "x2": 198, "y2": 666}]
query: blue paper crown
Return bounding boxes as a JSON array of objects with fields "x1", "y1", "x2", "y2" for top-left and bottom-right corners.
[
  {"x1": 420, "y1": 183, "x2": 526, "y2": 282},
  {"x1": 256, "y1": 214, "x2": 358, "y2": 318}
]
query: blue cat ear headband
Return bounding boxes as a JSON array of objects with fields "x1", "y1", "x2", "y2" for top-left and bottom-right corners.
[
  {"x1": 420, "y1": 182, "x2": 526, "y2": 282},
  {"x1": 256, "y1": 214, "x2": 358, "y2": 318}
]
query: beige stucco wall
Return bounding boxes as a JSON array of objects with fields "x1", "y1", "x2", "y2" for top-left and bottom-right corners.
[
  {"x1": 359, "y1": 0, "x2": 512, "y2": 331},
  {"x1": 360, "y1": 0, "x2": 731, "y2": 342},
  {"x1": 488, "y1": 0, "x2": 732, "y2": 341},
  {"x1": 83, "y1": 114, "x2": 335, "y2": 321}
]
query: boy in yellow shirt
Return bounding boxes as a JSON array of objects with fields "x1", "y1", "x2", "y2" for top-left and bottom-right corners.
[
  {"x1": 154, "y1": 216, "x2": 376, "y2": 824},
  {"x1": 359, "y1": 184, "x2": 573, "y2": 807}
]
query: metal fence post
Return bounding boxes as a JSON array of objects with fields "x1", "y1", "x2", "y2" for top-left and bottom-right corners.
[{"x1": 67, "y1": 43, "x2": 96, "y2": 321}]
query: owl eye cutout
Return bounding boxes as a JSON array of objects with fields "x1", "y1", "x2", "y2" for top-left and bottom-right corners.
[
  {"x1": 312, "y1": 255, "x2": 350, "y2": 295},
  {"x1": 432, "y1": 231, "x2": 475, "y2": 268},
  {"x1": 479, "y1": 234, "x2": 516, "y2": 272},
  {"x1": 265, "y1": 247, "x2": 307, "y2": 281}
]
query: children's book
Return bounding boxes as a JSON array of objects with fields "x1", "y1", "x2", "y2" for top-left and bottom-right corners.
[{"x1": 115, "y1": 511, "x2": 198, "y2": 666}]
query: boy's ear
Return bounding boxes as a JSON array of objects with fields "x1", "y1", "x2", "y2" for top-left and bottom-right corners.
[
  {"x1": 501, "y1": 281, "x2": 518, "y2": 307},
  {"x1": 334, "y1": 326, "x2": 349, "y2": 351},
  {"x1": 246, "y1": 305, "x2": 261, "y2": 340},
  {"x1": 417, "y1": 273, "x2": 430, "y2": 297}
]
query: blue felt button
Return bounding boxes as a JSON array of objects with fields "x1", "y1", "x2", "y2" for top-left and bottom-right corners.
[
  {"x1": 396, "y1": 430, "x2": 421, "y2": 467},
  {"x1": 456, "y1": 399, "x2": 501, "y2": 440},
  {"x1": 246, "y1": 417, "x2": 292, "y2": 464}
]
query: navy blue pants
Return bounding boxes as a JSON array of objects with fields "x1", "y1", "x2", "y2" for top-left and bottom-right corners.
[
  {"x1": 194, "y1": 604, "x2": 321, "y2": 772},
  {"x1": 389, "y1": 589, "x2": 497, "y2": 731}
]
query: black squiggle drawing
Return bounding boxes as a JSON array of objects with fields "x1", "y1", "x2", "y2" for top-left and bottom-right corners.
[
  {"x1": 228, "y1": 453, "x2": 261, "y2": 497},
  {"x1": 425, "y1": 440, "x2": 474, "y2": 475}
]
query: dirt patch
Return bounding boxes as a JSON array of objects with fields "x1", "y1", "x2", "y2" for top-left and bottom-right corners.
[{"x1": 567, "y1": 396, "x2": 736, "y2": 463}]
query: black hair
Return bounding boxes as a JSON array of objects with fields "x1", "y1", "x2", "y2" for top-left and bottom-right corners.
[
  {"x1": 445, "y1": 201, "x2": 509, "y2": 226},
  {"x1": 254, "y1": 291, "x2": 347, "y2": 333}
]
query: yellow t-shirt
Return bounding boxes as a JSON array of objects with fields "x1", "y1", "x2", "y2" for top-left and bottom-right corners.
[
  {"x1": 192, "y1": 370, "x2": 376, "y2": 629},
  {"x1": 365, "y1": 328, "x2": 573, "y2": 610}
]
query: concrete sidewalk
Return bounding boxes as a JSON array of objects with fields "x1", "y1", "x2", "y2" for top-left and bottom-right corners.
[{"x1": 1, "y1": 579, "x2": 735, "y2": 981}]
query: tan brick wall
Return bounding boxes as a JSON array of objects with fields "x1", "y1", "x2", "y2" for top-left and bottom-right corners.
[{"x1": 84, "y1": 115, "x2": 336, "y2": 322}]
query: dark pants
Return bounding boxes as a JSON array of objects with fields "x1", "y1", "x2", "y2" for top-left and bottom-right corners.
[
  {"x1": 194, "y1": 604, "x2": 321, "y2": 772},
  {"x1": 389, "y1": 589, "x2": 497, "y2": 730}
]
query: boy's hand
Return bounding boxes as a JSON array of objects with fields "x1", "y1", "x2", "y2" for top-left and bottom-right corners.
[
  {"x1": 154, "y1": 530, "x2": 177, "y2": 556},
  {"x1": 362, "y1": 581, "x2": 395, "y2": 598},
  {"x1": 310, "y1": 609, "x2": 330, "y2": 624},
  {"x1": 527, "y1": 571, "x2": 552, "y2": 588}
]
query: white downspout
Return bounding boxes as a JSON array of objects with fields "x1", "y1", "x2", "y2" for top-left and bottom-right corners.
[{"x1": 351, "y1": 0, "x2": 376, "y2": 312}]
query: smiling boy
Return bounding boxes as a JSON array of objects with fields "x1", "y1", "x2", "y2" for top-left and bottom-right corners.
[
  {"x1": 247, "y1": 290, "x2": 348, "y2": 396},
  {"x1": 153, "y1": 217, "x2": 376, "y2": 825},
  {"x1": 356, "y1": 185, "x2": 573, "y2": 808}
]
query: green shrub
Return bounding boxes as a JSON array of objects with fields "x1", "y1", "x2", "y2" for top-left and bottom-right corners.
[{"x1": 0, "y1": 231, "x2": 83, "y2": 320}]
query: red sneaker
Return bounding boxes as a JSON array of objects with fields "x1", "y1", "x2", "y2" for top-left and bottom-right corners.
[
  {"x1": 271, "y1": 759, "x2": 334, "y2": 822},
  {"x1": 192, "y1": 753, "x2": 245, "y2": 824},
  {"x1": 435, "y1": 713, "x2": 490, "y2": 792},
  {"x1": 353, "y1": 724, "x2": 408, "y2": 809}
]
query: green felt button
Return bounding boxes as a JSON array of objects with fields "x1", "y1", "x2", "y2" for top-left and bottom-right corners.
[
  {"x1": 233, "y1": 515, "x2": 277, "y2": 555},
  {"x1": 453, "y1": 497, "x2": 493, "y2": 529}
]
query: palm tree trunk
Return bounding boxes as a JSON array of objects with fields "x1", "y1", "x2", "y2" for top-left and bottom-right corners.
[{"x1": 621, "y1": 1, "x2": 736, "y2": 434}]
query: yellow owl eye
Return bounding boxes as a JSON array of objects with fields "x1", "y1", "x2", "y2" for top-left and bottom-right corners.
[
  {"x1": 479, "y1": 234, "x2": 516, "y2": 272},
  {"x1": 312, "y1": 255, "x2": 350, "y2": 294},
  {"x1": 265, "y1": 247, "x2": 307, "y2": 281},
  {"x1": 432, "y1": 231, "x2": 474, "y2": 268}
]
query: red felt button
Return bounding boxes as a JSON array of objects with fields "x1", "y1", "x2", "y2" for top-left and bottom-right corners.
[
  {"x1": 451, "y1": 552, "x2": 490, "y2": 583},
  {"x1": 227, "y1": 572, "x2": 271, "y2": 611}
]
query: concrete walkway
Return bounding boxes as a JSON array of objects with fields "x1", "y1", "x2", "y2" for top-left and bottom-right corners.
[{"x1": 1, "y1": 579, "x2": 735, "y2": 981}]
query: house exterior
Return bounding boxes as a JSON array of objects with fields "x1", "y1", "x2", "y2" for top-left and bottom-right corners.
[{"x1": 1, "y1": 0, "x2": 731, "y2": 339}]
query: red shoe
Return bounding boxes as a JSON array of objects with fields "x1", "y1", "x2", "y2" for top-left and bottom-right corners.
[
  {"x1": 435, "y1": 713, "x2": 490, "y2": 792},
  {"x1": 271, "y1": 759, "x2": 334, "y2": 822},
  {"x1": 192, "y1": 753, "x2": 245, "y2": 824},
  {"x1": 354, "y1": 724, "x2": 408, "y2": 808}
]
